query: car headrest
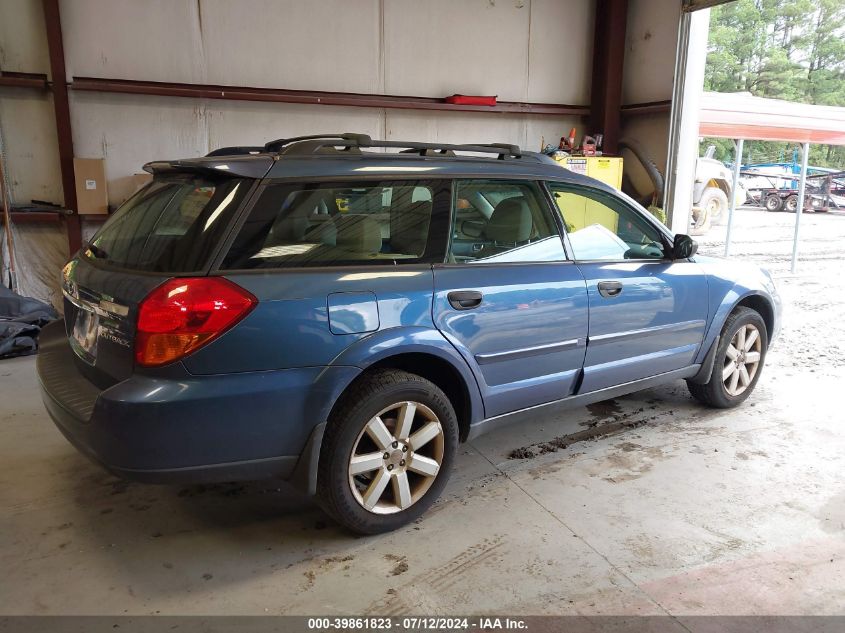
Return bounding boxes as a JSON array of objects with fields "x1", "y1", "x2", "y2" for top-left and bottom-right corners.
[
  {"x1": 390, "y1": 201, "x2": 431, "y2": 256},
  {"x1": 486, "y1": 198, "x2": 532, "y2": 243},
  {"x1": 334, "y1": 215, "x2": 382, "y2": 253}
]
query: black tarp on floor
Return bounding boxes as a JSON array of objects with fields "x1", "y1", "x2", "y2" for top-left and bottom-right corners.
[{"x1": 0, "y1": 286, "x2": 59, "y2": 359}]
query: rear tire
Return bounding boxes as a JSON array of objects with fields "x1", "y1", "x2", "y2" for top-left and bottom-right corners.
[
  {"x1": 765, "y1": 194, "x2": 784, "y2": 212},
  {"x1": 317, "y1": 369, "x2": 458, "y2": 534},
  {"x1": 687, "y1": 307, "x2": 768, "y2": 409},
  {"x1": 785, "y1": 194, "x2": 799, "y2": 213}
]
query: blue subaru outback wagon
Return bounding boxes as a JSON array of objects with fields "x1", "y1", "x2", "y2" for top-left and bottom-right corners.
[{"x1": 38, "y1": 133, "x2": 781, "y2": 533}]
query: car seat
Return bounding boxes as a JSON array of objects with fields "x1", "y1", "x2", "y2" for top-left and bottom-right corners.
[{"x1": 476, "y1": 197, "x2": 533, "y2": 258}]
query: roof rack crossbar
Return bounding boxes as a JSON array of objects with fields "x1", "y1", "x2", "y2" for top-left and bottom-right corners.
[
  {"x1": 276, "y1": 136, "x2": 522, "y2": 159},
  {"x1": 205, "y1": 146, "x2": 264, "y2": 157},
  {"x1": 264, "y1": 132, "x2": 524, "y2": 159},
  {"x1": 362, "y1": 140, "x2": 520, "y2": 158},
  {"x1": 264, "y1": 133, "x2": 372, "y2": 152},
  {"x1": 399, "y1": 147, "x2": 456, "y2": 157}
]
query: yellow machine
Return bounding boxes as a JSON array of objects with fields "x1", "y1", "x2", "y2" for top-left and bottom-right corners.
[{"x1": 553, "y1": 156, "x2": 624, "y2": 232}]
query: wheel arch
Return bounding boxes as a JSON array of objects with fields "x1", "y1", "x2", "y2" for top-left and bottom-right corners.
[
  {"x1": 365, "y1": 353, "x2": 474, "y2": 442},
  {"x1": 327, "y1": 326, "x2": 484, "y2": 431},
  {"x1": 734, "y1": 293, "x2": 775, "y2": 340},
  {"x1": 707, "y1": 178, "x2": 732, "y2": 197},
  {"x1": 696, "y1": 288, "x2": 777, "y2": 367},
  {"x1": 292, "y1": 327, "x2": 484, "y2": 496}
]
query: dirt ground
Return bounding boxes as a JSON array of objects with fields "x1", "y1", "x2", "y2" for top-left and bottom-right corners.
[
  {"x1": 0, "y1": 204, "x2": 843, "y2": 616},
  {"x1": 697, "y1": 205, "x2": 845, "y2": 373}
]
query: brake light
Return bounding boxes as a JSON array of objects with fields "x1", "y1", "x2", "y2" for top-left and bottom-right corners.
[{"x1": 135, "y1": 277, "x2": 257, "y2": 367}]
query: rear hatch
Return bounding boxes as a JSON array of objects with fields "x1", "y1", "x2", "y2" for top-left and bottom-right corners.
[{"x1": 62, "y1": 173, "x2": 256, "y2": 387}]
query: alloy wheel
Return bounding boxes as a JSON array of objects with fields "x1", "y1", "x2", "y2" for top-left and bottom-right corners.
[
  {"x1": 348, "y1": 401, "x2": 444, "y2": 515},
  {"x1": 722, "y1": 324, "x2": 763, "y2": 396}
]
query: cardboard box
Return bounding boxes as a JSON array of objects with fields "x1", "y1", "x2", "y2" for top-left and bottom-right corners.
[
  {"x1": 132, "y1": 172, "x2": 153, "y2": 192},
  {"x1": 73, "y1": 158, "x2": 109, "y2": 214}
]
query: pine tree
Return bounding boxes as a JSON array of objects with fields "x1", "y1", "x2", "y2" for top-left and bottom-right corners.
[{"x1": 703, "y1": 0, "x2": 845, "y2": 169}]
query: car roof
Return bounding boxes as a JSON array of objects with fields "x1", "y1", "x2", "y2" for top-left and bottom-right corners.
[{"x1": 143, "y1": 133, "x2": 618, "y2": 195}]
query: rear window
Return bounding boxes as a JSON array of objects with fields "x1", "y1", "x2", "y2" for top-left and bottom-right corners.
[
  {"x1": 84, "y1": 176, "x2": 249, "y2": 272},
  {"x1": 222, "y1": 180, "x2": 449, "y2": 269}
]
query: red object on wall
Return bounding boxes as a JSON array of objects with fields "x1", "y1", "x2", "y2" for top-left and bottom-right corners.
[{"x1": 445, "y1": 94, "x2": 497, "y2": 106}]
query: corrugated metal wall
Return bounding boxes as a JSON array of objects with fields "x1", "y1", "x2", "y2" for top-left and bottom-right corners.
[
  {"x1": 2, "y1": 0, "x2": 596, "y2": 207},
  {"x1": 0, "y1": 0, "x2": 682, "y2": 306}
]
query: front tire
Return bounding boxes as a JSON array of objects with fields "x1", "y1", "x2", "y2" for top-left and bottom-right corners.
[
  {"x1": 687, "y1": 307, "x2": 768, "y2": 408},
  {"x1": 317, "y1": 369, "x2": 458, "y2": 534},
  {"x1": 700, "y1": 187, "x2": 729, "y2": 225}
]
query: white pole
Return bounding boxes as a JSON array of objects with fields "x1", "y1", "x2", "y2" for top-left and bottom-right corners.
[
  {"x1": 664, "y1": 9, "x2": 710, "y2": 233},
  {"x1": 790, "y1": 142, "x2": 810, "y2": 273},
  {"x1": 724, "y1": 138, "x2": 743, "y2": 257}
]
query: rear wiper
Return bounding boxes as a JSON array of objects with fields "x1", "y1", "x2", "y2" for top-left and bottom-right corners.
[{"x1": 86, "y1": 243, "x2": 109, "y2": 259}]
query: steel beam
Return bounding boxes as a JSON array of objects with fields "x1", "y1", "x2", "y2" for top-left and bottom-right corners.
[
  {"x1": 621, "y1": 100, "x2": 672, "y2": 117},
  {"x1": 70, "y1": 77, "x2": 589, "y2": 118},
  {"x1": 589, "y1": 0, "x2": 628, "y2": 154},
  {"x1": 1, "y1": 212, "x2": 65, "y2": 224},
  {"x1": 0, "y1": 71, "x2": 49, "y2": 90},
  {"x1": 42, "y1": 0, "x2": 81, "y2": 254}
]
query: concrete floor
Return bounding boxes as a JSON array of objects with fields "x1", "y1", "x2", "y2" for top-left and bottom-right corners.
[{"x1": 1, "y1": 206, "x2": 843, "y2": 616}]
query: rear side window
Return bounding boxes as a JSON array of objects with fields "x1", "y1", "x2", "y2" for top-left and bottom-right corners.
[
  {"x1": 448, "y1": 180, "x2": 566, "y2": 263},
  {"x1": 84, "y1": 176, "x2": 249, "y2": 272},
  {"x1": 222, "y1": 180, "x2": 450, "y2": 269}
]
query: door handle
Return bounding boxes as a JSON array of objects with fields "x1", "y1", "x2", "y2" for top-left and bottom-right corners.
[
  {"x1": 448, "y1": 290, "x2": 483, "y2": 310},
  {"x1": 598, "y1": 281, "x2": 623, "y2": 298}
]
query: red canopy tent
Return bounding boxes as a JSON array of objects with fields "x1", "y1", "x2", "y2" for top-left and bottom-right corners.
[
  {"x1": 698, "y1": 92, "x2": 845, "y2": 271},
  {"x1": 700, "y1": 91, "x2": 845, "y2": 145}
]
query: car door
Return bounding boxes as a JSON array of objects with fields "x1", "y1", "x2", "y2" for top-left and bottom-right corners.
[
  {"x1": 433, "y1": 179, "x2": 589, "y2": 418},
  {"x1": 547, "y1": 182, "x2": 709, "y2": 393}
]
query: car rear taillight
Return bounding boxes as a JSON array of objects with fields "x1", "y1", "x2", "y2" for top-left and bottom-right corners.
[{"x1": 135, "y1": 277, "x2": 257, "y2": 367}]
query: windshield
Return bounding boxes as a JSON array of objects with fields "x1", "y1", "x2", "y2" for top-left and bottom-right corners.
[{"x1": 84, "y1": 176, "x2": 249, "y2": 272}]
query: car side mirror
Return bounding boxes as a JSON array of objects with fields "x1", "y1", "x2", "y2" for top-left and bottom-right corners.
[{"x1": 672, "y1": 234, "x2": 698, "y2": 260}]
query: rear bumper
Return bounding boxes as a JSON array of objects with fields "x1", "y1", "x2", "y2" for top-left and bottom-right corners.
[
  {"x1": 43, "y1": 396, "x2": 298, "y2": 484},
  {"x1": 36, "y1": 320, "x2": 353, "y2": 485}
]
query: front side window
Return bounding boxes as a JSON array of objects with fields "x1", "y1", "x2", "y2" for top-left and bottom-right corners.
[
  {"x1": 548, "y1": 184, "x2": 666, "y2": 261},
  {"x1": 448, "y1": 180, "x2": 566, "y2": 263},
  {"x1": 222, "y1": 180, "x2": 448, "y2": 269}
]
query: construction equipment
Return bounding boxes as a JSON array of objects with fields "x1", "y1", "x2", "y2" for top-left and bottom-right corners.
[{"x1": 690, "y1": 146, "x2": 746, "y2": 234}]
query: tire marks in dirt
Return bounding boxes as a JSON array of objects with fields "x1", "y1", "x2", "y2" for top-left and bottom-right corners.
[{"x1": 365, "y1": 535, "x2": 505, "y2": 615}]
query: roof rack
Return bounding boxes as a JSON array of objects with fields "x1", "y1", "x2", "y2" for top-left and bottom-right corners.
[
  {"x1": 264, "y1": 133, "x2": 366, "y2": 153},
  {"x1": 264, "y1": 132, "x2": 523, "y2": 160},
  {"x1": 205, "y1": 146, "x2": 265, "y2": 157}
]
